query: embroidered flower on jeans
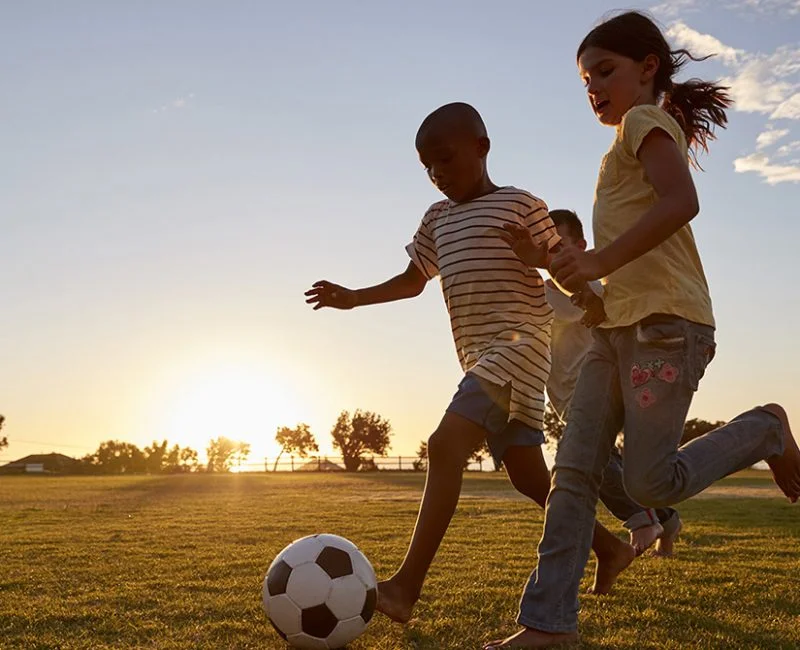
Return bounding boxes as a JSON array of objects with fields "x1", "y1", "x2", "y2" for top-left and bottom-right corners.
[
  {"x1": 637, "y1": 387, "x2": 656, "y2": 409},
  {"x1": 657, "y1": 363, "x2": 679, "y2": 383},
  {"x1": 631, "y1": 364, "x2": 653, "y2": 388}
]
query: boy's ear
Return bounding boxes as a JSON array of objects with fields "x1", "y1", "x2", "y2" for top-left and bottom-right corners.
[
  {"x1": 478, "y1": 136, "x2": 491, "y2": 158},
  {"x1": 578, "y1": 238, "x2": 588, "y2": 252}
]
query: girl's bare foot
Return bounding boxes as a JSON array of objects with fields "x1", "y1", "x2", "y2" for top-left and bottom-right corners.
[
  {"x1": 590, "y1": 539, "x2": 636, "y2": 595},
  {"x1": 483, "y1": 627, "x2": 579, "y2": 649},
  {"x1": 761, "y1": 404, "x2": 800, "y2": 503},
  {"x1": 376, "y1": 578, "x2": 417, "y2": 624},
  {"x1": 630, "y1": 521, "x2": 663, "y2": 556}
]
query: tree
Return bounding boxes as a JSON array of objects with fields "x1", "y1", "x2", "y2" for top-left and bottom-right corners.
[
  {"x1": 543, "y1": 402, "x2": 565, "y2": 450},
  {"x1": 466, "y1": 439, "x2": 491, "y2": 471},
  {"x1": 273, "y1": 424, "x2": 318, "y2": 471},
  {"x1": 330, "y1": 410, "x2": 392, "y2": 472},
  {"x1": 164, "y1": 444, "x2": 200, "y2": 473},
  {"x1": 143, "y1": 440, "x2": 169, "y2": 473},
  {"x1": 412, "y1": 440, "x2": 428, "y2": 471},
  {"x1": 0, "y1": 414, "x2": 7, "y2": 452},
  {"x1": 206, "y1": 436, "x2": 251, "y2": 473},
  {"x1": 681, "y1": 418, "x2": 726, "y2": 446},
  {"x1": 83, "y1": 440, "x2": 147, "y2": 474}
]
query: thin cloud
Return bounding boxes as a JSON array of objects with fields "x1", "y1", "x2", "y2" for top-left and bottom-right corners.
[
  {"x1": 756, "y1": 127, "x2": 790, "y2": 149},
  {"x1": 654, "y1": 0, "x2": 800, "y2": 16},
  {"x1": 153, "y1": 93, "x2": 195, "y2": 114},
  {"x1": 666, "y1": 22, "x2": 742, "y2": 65},
  {"x1": 664, "y1": 22, "x2": 800, "y2": 184},
  {"x1": 776, "y1": 140, "x2": 800, "y2": 156},
  {"x1": 734, "y1": 153, "x2": 800, "y2": 184}
]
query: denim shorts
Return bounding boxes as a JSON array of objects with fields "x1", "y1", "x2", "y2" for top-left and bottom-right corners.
[{"x1": 446, "y1": 372, "x2": 545, "y2": 468}]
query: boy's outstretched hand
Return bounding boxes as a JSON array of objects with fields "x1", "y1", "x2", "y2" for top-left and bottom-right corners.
[
  {"x1": 305, "y1": 281, "x2": 358, "y2": 310},
  {"x1": 572, "y1": 290, "x2": 607, "y2": 328},
  {"x1": 500, "y1": 223, "x2": 550, "y2": 269}
]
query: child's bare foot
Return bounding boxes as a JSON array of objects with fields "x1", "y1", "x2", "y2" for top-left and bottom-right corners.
[
  {"x1": 653, "y1": 515, "x2": 682, "y2": 558},
  {"x1": 376, "y1": 578, "x2": 417, "y2": 624},
  {"x1": 630, "y1": 521, "x2": 663, "y2": 556},
  {"x1": 762, "y1": 404, "x2": 800, "y2": 503},
  {"x1": 590, "y1": 538, "x2": 636, "y2": 595},
  {"x1": 483, "y1": 627, "x2": 578, "y2": 649}
]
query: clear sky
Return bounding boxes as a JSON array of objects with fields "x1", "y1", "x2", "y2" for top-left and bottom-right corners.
[{"x1": 2, "y1": 0, "x2": 799, "y2": 465}]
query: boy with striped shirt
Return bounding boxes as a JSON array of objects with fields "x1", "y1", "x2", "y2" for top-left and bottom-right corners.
[{"x1": 305, "y1": 102, "x2": 637, "y2": 623}]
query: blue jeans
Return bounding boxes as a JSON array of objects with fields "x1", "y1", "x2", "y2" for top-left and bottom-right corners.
[
  {"x1": 600, "y1": 446, "x2": 678, "y2": 532},
  {"x1": 449, "y1": 373, "x2": 660, "y2": 529},
  {"x1": 518, "y1": 315, "x2": 785, "y2": 633}
]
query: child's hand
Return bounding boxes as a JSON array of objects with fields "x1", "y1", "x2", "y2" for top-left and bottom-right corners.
[
  {"x1": 304, "y1": 281, "x2": 358, "y2": 310},
  {"x1": 500, "y1": 223, "x2": 549, "y2": 269},
  {"x1": 550, "y1": 247, "x2": 605, "y2": 292},
  {"x1": 572, "y1": 291, "x2": 607, "y2": 328}
]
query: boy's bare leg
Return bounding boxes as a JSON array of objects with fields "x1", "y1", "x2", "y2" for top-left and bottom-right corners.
[
  {"x1": 762, "y1": 404, "x2": 800, "y2": 503},
  {"x1": 503, "y1": 447, "x2": 635, "y2": 596},
  {"x1": 377, "y1": 412, "x2": 486, "y2": 624}
]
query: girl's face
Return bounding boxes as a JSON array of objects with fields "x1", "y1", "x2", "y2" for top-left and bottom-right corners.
[{"x1": 578, "y1": 46, "x2": 658, "y2": 126}]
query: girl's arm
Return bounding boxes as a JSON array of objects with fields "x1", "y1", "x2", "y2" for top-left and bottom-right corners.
[
  {"x1": 551, "y1": 129, "x2": 699, "y2": 290},
  {"x1": 594, "y1": 129, "x2": 699, "y2": 276}
]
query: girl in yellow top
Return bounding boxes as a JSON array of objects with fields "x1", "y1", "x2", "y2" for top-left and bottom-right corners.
[{"x1": 487, "y1": 11, "x2": 800, "y2": 649}]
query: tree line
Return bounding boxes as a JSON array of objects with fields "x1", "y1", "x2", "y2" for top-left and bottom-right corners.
[{"x1": 0, "y1": 408, "x2": 728, "y2": 474}]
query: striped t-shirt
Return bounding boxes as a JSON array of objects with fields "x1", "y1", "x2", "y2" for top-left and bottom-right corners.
[{"x1": 406, "y1": 186, "x2": 560, "y2": 431}]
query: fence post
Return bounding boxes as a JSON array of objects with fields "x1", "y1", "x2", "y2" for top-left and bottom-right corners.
[
  {"x1": 291, "y1": 456, "x2": 294, "y2": 472},
  {"x1": 265, "y1": 458, "x2": 268, "y2": 473},
  {"x1": 398, "y1": 455, "x2": 402, "y2": 471},
  {"x1": 318, "y1": 456, "x2": 321, "y2": 471},
  {"x1": 479, "y1": 457, "x2": 483, "y2": 472}
]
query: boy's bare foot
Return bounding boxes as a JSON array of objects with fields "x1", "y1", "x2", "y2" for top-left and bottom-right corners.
[
  {"x1": 376, "y1": 579, "x2": 417, "y2": 624},
  {"x1": 483, "y1": 627, "x2": 578, "y2": 649},
  {"x1": 762, "y1": 404, "x2": 800, "y2": 503},
  {"x1": 590, "y1": 539, "x2": 636, "y2": 595},
  {"x1": 653, "y1": 516, "x2": 682, "y2": 558},
  {"x1": 630, "y1": 521, "x2": 663, "y2": 556}
]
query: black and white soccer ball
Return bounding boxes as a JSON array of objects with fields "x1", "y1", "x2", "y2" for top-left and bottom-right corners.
[{"x1": 262, "y1": 534, "x2": 377, "y2": 649}]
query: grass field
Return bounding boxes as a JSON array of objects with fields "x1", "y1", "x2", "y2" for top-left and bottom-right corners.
[{"x1": 1, "y1": 471, "x2": 799, "y2": 649}]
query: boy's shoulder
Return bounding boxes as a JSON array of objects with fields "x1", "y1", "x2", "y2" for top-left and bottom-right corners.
[{"x1": 495, "y1": 186, "x2": 547, "y2": 212}]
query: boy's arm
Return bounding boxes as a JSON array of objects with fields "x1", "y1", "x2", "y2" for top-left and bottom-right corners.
[{"x1": 304, "y1": 261, "x2": 427, "y2": 310}]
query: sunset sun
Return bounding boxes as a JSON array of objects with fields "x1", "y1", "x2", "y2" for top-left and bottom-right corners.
[{"x1": 156, "y1": 363, "x2": 302, "y2": 460}]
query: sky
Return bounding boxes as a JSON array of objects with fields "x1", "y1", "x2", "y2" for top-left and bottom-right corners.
[{"x1": 2, "y1": 0, "x2": 799, "y2": 466}]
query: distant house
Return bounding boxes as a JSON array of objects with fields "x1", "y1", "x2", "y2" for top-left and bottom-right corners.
[
  {"x1": 0, "y1": 453, "x2": 82, "y2": 475},
  {"x1": 296, "y1": 457, "x2": 345, "y2": 472}
]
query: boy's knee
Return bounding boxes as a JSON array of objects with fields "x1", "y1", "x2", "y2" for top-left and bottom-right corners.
[{"x1": 427, "y1": 426, "x2": 466, "y2": 465}]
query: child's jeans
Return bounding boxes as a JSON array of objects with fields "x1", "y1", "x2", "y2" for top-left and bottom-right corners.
[{"x1": 517, "y1": 314, "x2": 785, "y2": 633}]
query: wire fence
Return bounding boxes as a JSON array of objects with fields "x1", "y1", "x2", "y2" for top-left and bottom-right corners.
[{"x1": 244, "y1": 455, "x2": 494, "y2": 473}]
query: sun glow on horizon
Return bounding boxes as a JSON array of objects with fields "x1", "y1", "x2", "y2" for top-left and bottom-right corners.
[{"x1": 150, "y1": 361, "x2": 304, "y2": 461}]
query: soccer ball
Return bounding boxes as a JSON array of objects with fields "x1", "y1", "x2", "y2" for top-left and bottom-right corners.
[{"x1": 262, "y1": 534, "x2": 377, "y2": 649}]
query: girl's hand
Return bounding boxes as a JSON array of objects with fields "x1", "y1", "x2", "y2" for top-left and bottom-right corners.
[
  {"x1": 304, "y1": 281, "x2": 358, "y2": 310},
  {"x1": 500, "y1": 223, "x2": 549, "y2": 269},
  {"x1": 550, "y1": 247, "x2": 606, "y2": 292}
]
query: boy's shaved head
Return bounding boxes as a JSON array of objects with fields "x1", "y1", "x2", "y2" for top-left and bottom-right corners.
[{"x1": 416, "y1": 102, "x2": 488, "y2": 147}]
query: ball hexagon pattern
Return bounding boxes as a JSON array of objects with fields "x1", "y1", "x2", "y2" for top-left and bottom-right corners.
[{"x1": 263, "y1": 534, "x2": 377, "y2": 649}]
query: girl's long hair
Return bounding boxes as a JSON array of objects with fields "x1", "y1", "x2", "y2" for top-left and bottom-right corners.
[{"x1": 578, "y1": 11, "x2": 732, "y2": 164}]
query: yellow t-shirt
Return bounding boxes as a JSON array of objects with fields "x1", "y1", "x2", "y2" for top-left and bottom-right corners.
[{"x1": 593, "y1": 104, "x2": 715, "y2": 329}]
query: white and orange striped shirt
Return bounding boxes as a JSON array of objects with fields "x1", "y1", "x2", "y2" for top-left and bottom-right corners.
[{"x1": 406, "y1": 186, "x2": 560, "y2": 431}]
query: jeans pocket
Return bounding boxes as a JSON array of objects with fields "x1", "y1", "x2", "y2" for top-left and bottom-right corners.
[
  {"x1": 636, "y1": 315, "x2": 687, "y2": 347},
  {"x1": 687, "y1": 331, "x2": 716, "y2": 391}
]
